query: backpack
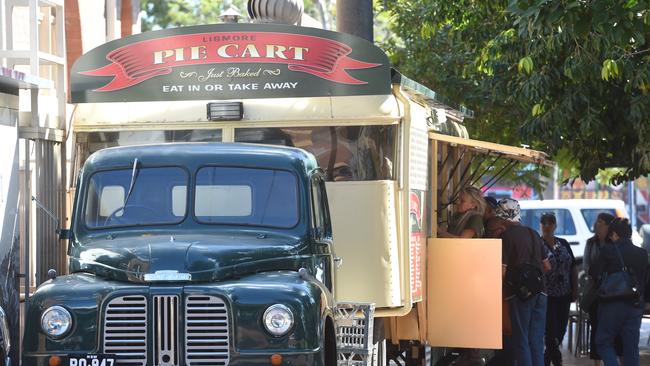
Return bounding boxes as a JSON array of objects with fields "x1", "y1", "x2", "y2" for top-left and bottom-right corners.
[{"x1": 504, "y1": 228, "x2": 544, "y2": 301}]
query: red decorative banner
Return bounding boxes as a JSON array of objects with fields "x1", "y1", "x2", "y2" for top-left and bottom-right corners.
[{"x1": 80, "y1": 32, "x2": 382, "y2": 92}]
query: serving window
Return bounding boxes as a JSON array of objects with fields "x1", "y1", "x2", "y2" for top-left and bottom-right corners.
[
  {"x1": 74, "y1": 129, "x2": 223, "y2": 185},
  {"x1": 234, "y1": 126, "x2": 397, "y2": 182}
]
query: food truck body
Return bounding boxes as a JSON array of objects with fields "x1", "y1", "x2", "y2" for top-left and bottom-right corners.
[{"x1": 18, "y1": 20, "x2": 550, "y2": 366}]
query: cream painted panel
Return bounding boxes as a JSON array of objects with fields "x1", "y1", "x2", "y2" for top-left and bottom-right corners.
[
  {"x1": 327, "y1": 181, "x2": 402, "y2": 308},
  {"x1": 427, "y1": 238, "x2": 502, "y2": 349},
  {"x1": 73, "y1": 95, "x2": 399, "y2": 128}
]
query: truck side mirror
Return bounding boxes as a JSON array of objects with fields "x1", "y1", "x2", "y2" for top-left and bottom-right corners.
[{"x1": 58, "y1": 229, "x2": 72, "y2": 240}]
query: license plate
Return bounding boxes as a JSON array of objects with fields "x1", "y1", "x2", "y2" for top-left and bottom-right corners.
[{"x1": 67, "y1": 354, "x2": 116, "y2": 366}]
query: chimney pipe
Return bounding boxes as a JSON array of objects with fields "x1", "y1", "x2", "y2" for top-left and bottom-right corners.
[{"x1": 336, "y1": 0, "x2": 373, "y2": 42}]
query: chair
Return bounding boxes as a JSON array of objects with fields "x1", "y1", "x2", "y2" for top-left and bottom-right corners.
[
  {"x1": 567, "y1": 303, "x2": 579, "y2": 353},
  {"x1": 571, "y1": 301, "x2": 591, "y2": 357}
]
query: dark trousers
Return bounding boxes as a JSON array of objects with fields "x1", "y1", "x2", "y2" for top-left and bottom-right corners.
[
  {"x1": 589, "y1": 301, "x2": 623, "y2": 360},
  {"x1": 595, "y1": 301, "x2": 643, "y2": 366},
  {"x1": 544, "y1": 295, "x2": 571, "y2": 365}
]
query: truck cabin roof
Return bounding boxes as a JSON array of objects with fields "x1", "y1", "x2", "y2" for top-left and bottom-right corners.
[{"x1": 81, "y1": 143, "x2": 320, "y2": 177}]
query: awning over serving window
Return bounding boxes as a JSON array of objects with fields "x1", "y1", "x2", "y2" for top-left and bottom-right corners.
[
  {"x1": 430, "y1": 132, "x2": 553, "y2": 212},
  {"x1": 429, "y1": 132, "x2": 552, "y2": 166}
]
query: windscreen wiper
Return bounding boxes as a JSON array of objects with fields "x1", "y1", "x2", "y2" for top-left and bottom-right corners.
[{"x1": 123, "y1": 158, "x2": 139, "y2": 207}]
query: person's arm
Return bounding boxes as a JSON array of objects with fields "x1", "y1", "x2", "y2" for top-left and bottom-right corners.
[
  {"x1": 439, "y1": 214, "x2": 482, "y2": 238},
  {"x1": 502, "y1": 232, "x2": 509, "y2": 278},
  {"x1": 583, "y1": 240, "x2": 592, "y2": 275},
  {"x1": 562, "y1": 238, "x2": 579, "y2": 302},
  {"x1": 437, "y1": 228, "x2": 477, "y2": 239},
  {"x1": 590, "y1": 247, "x2": 606, "y2": 280},
  {"x1": 540, "y1": 235, "x2": 552, "y2": 273},
  {"x1": 542, "y1": 258, "x2": 552, "y2": 273}
]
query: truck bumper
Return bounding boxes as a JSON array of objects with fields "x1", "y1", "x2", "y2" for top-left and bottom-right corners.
[{"x1": 23, "y1": 351, "x2": 324, "y2": 366}]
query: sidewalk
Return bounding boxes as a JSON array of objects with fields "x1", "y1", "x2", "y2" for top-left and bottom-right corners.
[{"x1": 562, "y1": 318, "x2": 650, "y2": 366}]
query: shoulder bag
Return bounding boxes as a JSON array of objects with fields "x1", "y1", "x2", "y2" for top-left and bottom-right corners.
[
  {"x1": 505, "y1": 228, "x2": 544, "y2": 301},
  {"x1": 597, "y1": 244, "x2": 640, "y2": 302}
]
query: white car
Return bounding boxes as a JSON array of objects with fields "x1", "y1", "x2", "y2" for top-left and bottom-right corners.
[{"x1": 519, "y1": 199, "x2": 642, "y2": 262}]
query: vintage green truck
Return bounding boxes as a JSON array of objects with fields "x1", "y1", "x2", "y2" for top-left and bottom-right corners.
[
  {"x1": 22, "y1": 143, "x2": 339, "y2": 366},
  {"x1": 15, "y1": 4, "x2": 551, "y2": 365}
]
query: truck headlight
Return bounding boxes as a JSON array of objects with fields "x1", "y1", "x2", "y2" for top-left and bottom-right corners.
[
  {"x1": 40, "y1": 306, "x2": 72, "y2": 338},
  {"x1": 263, "y1": 304, "x2": 294, "y2": 336}
]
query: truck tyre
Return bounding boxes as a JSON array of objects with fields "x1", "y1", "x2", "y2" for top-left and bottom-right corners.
[
  {"x1": 324, "y1": 317, "x2": 337, "y2": 366},
  {"x1": 371, "y1": 340, "x2": 385, "y2": 366},
  {"x1": 386, "y1": 340, "x2": 428, "y2": 366}
]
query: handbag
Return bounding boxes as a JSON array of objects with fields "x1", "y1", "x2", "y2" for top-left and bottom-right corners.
[
  {"x1": 505, "y1": 228, "x2": 544, "y2": 301},
  {"x1": 579, "y1": 276, "x2": 598, "y2": 311},
  {"x1": 597, "y1": 244, "x2": 639, "y2": 301}
]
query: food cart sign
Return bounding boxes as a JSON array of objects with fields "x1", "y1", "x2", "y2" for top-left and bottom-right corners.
[{"x1": 71, "y1": 24, "x2": 391, "y2": 103}]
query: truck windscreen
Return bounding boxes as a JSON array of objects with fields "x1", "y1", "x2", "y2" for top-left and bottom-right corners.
[
  {"x1": 84, "y1": 166, "x2": 189, "y2": 228},
  {"x1": 194, "y1": 166, "x2": 299, "y2": 228}
]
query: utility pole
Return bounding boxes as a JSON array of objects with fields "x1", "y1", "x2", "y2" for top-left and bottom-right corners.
[{"x1": 336, "y1": 0, "x2": 373, "y2": 42}]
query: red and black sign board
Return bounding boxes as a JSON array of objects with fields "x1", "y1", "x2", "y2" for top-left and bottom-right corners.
[{"x1": 71, "y1": 24, "x2": 391, "y2": 103}]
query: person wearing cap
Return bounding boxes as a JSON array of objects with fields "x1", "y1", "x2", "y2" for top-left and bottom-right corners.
[
  {"x1": 484, "y1": 196, "x2": 510, "y2": 239},
  {"x1": 539, "y1": 212, "x2": 577, "y2": 366},
  {"x1": 498, "y1": 198, "x2": 551, "y2": 366},
  {"x1": 591, "y1": 218, "x2": 648, "y2": 366}
]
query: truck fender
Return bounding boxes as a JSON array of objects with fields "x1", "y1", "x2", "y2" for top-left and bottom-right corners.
[
  {"x1": 0, "y1": 306, "x2": 10, "y2": 366},
  {"x1": 323, "y1": 315, "x2": 337, "y2": 366}
]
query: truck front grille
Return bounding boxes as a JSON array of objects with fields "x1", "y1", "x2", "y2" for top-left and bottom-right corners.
[
  {"x1": 102, "y1": 294, "x2": 230, "y2": 366},
  {"x1": 103, "y1": 296, "x2": 147, "y2": 366},
  {"x1": 154, "y1": 295, "x2": 179, "y2": 366},
  {"x1": 185, "y1": 296, "x2": 230, "y2": 366}
]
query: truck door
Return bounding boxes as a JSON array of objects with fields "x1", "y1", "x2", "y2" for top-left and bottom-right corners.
[{"x1": 310, "y1": 173, "x2": 335, "y2": 292}]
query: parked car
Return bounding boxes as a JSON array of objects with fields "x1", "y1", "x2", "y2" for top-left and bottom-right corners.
[{"x1": 519, "y1": 199, "x2": 642, "y2": 262}]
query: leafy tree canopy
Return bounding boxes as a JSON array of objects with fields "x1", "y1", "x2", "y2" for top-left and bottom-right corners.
[
  {"x1": 141, "y1": 0, "x2": 335, "y2": 31},
  {"x1": 380, "y1": 0, "x2": 650, "y2": 184},
  {"x1": 141, "y1": 0, "x2": 248, "y2": 30}
]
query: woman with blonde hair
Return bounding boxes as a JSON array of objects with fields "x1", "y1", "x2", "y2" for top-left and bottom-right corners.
[
  {"x1": 438, "y1": 186, "x2": 486, "y2": 239},
  {"x1": 437, "y1": 186, "x2": 487, "y2": 365}
]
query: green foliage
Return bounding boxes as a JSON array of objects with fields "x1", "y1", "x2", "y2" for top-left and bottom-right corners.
[
  {"x1": 141, "y1": 0, "x2": 247, "y2": 30},
  {"x1": 380, "y1": 0, "x2": 650, "y2": 183},
  {"x1": 141, "y1": 0, "x2": 331, "y2": 31}
]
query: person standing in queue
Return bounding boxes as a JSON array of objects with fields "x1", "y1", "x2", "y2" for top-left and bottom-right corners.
[
  {"x1": 438, "y1": 186, "x2": 486, "y2": 366},
  {"x1": 498, "y1": 198, "x2": 552, "y2": 366},
  {"x1": 484, "y1": 196, "x2": 510, "y2": 239},
  {"x1": 583, "y1": 213, "x2": 623, "y2": 365},
  {"x1": 438, "y1": 186, "x2": 486, "y2": 239},
  {"x1": 591, "y1": 218, "x2": 648, "y2": 366},
  {"x1": 539, "y1": 213, "x2": 578, "y2": 366}
]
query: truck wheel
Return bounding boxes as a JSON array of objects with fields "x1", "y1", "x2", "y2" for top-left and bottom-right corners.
[
  {"x1": 324, "y1": 318, "x2": 336, "y2": 366},
  {"x1": 371, "y1": 340, "x2": 386, "y2": 366},
  {"x1": 386, "y1": 340, "x2": 428, "y2": 366}
]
